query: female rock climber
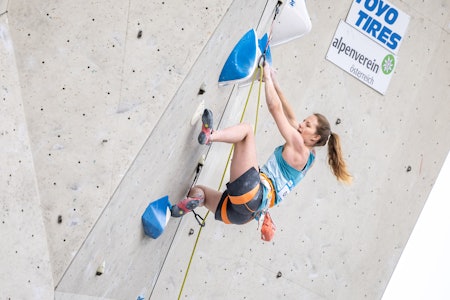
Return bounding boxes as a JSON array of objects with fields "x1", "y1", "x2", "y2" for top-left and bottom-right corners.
[{"x1": 171, "y1": 63, "x2": 352, "y2": 224}]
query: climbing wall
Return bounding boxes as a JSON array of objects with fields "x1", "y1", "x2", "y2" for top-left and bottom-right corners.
[
  {"x1": 0, "y1": 10, "x2": 54, "y2": 299},
  {"x1": 1, "y1": 0, "x2": 449, "y2": 299},
  {"x1": 7, "y1": 0, "x2": 234, "y2": 292}
]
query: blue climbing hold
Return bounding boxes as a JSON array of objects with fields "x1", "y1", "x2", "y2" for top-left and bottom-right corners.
[
  {"x1": 142, "y1": 195, "x2": 171, "y2": 239},
  {"x1": 218, "y1": 29, "x2": 259, "y2": 85}
]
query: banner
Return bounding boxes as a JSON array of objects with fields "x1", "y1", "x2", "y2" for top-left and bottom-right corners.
[
  {"x1": 346, "y1": 0, "x2": 410, "y2": 54},
  {"x1": 326, "y1": 20, "x2": 397, "y2": 95}
]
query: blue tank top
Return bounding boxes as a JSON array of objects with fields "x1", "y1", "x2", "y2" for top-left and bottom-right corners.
[{"x1": 259, "y1": 145, "x2": 315, "y2": 210}]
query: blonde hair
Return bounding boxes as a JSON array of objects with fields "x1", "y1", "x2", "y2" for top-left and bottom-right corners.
[{"x1": 314, "y1": 113, "x2": 352, "y2": 184}]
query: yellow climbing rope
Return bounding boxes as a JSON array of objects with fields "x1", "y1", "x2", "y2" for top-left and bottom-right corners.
[{"x1": 177, "y1": 63, "x2": 265, "y2": 300}]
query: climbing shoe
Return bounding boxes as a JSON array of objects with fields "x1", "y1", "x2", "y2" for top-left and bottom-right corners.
[
  {"x1": 170, "y1": 196, "x2": 204, "y2": 218},
  {"x1": 198, "y1": 109, "x2": 213, "y2": 145}
]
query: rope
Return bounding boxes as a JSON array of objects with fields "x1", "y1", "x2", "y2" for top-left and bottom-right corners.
[
  {"x1": 177, "y1": 2, "x2": 282, "y2": 296},
  {"x1": 177, "y1": 63, "x2": 265, "y2": 300}
]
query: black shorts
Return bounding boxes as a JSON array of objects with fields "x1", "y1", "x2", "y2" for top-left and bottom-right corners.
[{"x1": 215, "y1": 167, "x2": 263, "y2": 225}]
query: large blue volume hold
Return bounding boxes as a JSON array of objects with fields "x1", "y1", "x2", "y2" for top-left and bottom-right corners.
[{"x1": 142, "y1": 195, "x2": 171, "y2": 239}]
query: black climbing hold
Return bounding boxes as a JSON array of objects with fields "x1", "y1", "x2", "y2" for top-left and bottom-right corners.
[
  {"x1": 198, "y1": 83, "x2": 206, "y2": 95},
  {"x1": 189, "y1": 228, "x2": 194, "y2": 236},
  {"x1": 137, "y1": 30, "x2": 142, "y2": 39},
  {"x1": 57, "y1": 215, "x2": 62, "y2": 224},
  {"x1": 406, "y1": 166, "x2": 412, "y2": 172},
  {"x1": 335, "y1": 118, "x2": 341, "y2": 125},
  {"x1": 276, "y1": 271, "x2": 282, "y2": 278}
]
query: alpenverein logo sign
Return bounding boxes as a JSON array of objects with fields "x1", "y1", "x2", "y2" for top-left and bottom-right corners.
[{"x1": 327, "y1": 20, "x2": 395, "y2": 94}]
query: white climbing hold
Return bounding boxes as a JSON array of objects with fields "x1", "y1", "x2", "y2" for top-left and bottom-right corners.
[
  {"x1": 190, "y1": 100, "x2": 205, "y2": 126},
  {"x1": 96, "y1": 261, "x2": 105, "y2": 276}
]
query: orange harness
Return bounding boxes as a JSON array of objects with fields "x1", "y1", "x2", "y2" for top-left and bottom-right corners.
[{"x1": 260, "y1": 172, "x2": 276, "y2": 208}]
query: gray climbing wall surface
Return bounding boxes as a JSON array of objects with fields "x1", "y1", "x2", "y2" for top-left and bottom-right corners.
[
  {"x1": 0, "y1": 8, "x2": 54, "y2": 299},
  {"x1": 1, "y1": 0, "x2": 449, "y2": 299}
]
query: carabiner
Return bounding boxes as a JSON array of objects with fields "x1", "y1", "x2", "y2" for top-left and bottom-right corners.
[
  {"x1": 192, "y1": 209, "x2": 206, "y2": 227},
  {"x1": 258, "y1": 54, "x2": 266, "y2": 68}
]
